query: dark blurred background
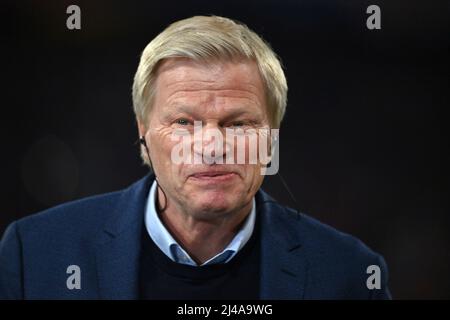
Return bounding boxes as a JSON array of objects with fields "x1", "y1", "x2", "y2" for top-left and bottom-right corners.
[{"x1": 2, "y1": 0, "x2": 449, "y2": 299}]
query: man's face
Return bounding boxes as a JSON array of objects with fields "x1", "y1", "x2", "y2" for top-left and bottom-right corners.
[{"x1": 139, "y1": 58, "x2": 270, "y2": 219}]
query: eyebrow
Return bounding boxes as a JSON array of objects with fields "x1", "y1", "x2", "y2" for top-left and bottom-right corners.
[
  {"x1": 167, "y1": 104, "x2": 196, "y2": 114},
  {"x1": 164, "y1": 104, "x2": 259, "y2": 120}
]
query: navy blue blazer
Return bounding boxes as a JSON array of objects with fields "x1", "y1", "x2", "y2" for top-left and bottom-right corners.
[{"x1": 0, "y1": 174, "x2": 391, "y2": 299}]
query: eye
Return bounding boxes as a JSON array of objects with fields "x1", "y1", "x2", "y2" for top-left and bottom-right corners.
[
  {"x1": 230, "y1": 121, "x2": 245, "y2": 128},
  {"x1": 176, "y1": 118, "x2": 191, "y2": 126}
]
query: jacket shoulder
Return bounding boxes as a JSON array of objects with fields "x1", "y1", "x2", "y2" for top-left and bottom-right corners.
[
  {"x1": 270, "y1": 202, "x2": 390, "y2": 299},
  {"x1": 265, "y1": 197, "x2": 379, "y2": 260},
  {"x1": 298, "y1": 211, "x2": 377, "y2": 258},
  {"x1": 14, "y1": 190, "x2": 123, "y2": 239}
]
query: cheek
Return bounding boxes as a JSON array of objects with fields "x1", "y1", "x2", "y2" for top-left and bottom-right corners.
[
  {"x1": 242, "y1": 164, "x2": 264, "y2": 189},
  {"x1": 148, "y1": 128, "x2": 178, "y2": 176},
  {"x1": 149, "y1": 127, "x2": 175, "y2": 156},
  {"x1": 150, "y1": 129, "x2": 192, "y2": 186}
]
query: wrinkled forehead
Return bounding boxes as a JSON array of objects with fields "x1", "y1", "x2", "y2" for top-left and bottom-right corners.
[
  {"x1": 155, "y1": 57, "x2": 265, "y2": 90},
  {"x1": 152, "y1": 58, "x2": 268, "y2": 111}
]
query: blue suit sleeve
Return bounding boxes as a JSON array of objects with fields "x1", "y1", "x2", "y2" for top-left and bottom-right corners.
[{"x1": 0, "y1": 222, "x2": 24, "y2": 299}]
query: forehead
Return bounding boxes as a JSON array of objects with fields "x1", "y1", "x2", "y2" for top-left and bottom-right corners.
[{"x1": 153, "y1": 58, "x2": 266, "y2": 104}]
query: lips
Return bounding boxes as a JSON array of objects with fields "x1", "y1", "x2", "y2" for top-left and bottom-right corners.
[
  {"x1": 189, "y1": 170, "x2": 238, "y2": 182},
  {"x1": 191, "y1": 171, "x2": 233, "y2": 177}
]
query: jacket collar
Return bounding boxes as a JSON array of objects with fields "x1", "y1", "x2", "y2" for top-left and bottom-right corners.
[
  {"x1": 257, "y1": 190, "x2": 307, "y2": 299},
  {"x1": 95, "y1": 174, "x2": 307, "y2": 299},
  {"x1": 95, "y1": 174, "x2": 152, "y2": 299}
]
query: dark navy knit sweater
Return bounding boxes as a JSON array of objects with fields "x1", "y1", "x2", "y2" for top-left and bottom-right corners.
[{"x1": 139, "y1": 216, "x2": 261, "y2": 300}]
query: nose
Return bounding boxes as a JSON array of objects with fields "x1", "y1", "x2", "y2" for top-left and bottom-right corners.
[{"x1": 192, "y1": 122, "x2": 228, "y2": 164}]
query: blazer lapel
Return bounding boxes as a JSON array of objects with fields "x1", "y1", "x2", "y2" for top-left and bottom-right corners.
[
  {"x1": 95, "y1": 174, "x2": 154, "y2": 299},
  {"x1": 258, "y1": 190, "x2": 308, "y2": 299}
]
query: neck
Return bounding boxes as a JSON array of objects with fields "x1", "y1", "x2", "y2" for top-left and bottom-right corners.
[{"x1": 157, "y1": 187, "x2": 253, "y2": 265}]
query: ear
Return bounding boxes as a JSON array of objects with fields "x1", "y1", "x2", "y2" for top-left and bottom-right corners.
[
  {"x1": 136, "y1": 118, "x2": 152, "y2": 167},
  {"x1": 263, "y1": 128, "x2": 279, "y2": 166},
  {"x1": 137, "y1": 118, "x2": 147, "y2": 138}
]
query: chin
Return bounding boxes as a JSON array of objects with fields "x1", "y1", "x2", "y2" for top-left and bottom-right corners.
[{"x1": 192, "y1": 193, "x2": 238, "y2": 215}]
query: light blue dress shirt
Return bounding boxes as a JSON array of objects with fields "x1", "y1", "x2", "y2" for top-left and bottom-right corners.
[{"x1": 144, "y1": 180, "x2": 256, "y2": 266}]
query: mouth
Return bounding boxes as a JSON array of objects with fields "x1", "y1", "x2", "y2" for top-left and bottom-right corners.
[{"x1": 188, "y1": 171, "x2": 238, "y2": 183}]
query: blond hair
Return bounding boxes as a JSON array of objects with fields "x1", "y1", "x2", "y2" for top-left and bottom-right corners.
[{"x1": 132, "y1": 15, "x2": 288, "y2": 129}]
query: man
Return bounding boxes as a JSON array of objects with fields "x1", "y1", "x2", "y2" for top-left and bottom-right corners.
[{"x1": 0, "y1": 16, "x2": 390, "y2": 299}]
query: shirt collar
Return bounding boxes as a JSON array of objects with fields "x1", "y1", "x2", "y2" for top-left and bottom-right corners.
[{"x1": 145, "y1": 180, "x2": 256, "y2": 266}]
